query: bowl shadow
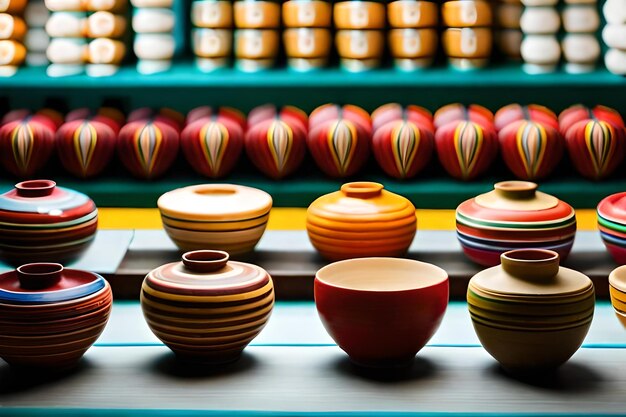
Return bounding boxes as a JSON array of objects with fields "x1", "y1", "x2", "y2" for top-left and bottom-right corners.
[
  {"x1": 331, "y1": 355, "x2": 438, "y2": 383},
  {"x1": 486, "y1": 360, "x2": 605, "y2": 393},
  {"x1": 0, "y1": 357, "x2": 93, "y2": 394},
  {"x1": 150, "y1": 350, "x2": 259, "y2": 379}
]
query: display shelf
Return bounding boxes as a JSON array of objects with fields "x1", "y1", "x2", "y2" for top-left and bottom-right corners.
[
  {"x1": 2, "y1": 171, "x2": 626, "y2": 208},
  {"x1": 94, "y1": 230, "x2": 615, "y2": 300},
  {"x1": 1, "y1": 302, "x2": 625, "y2": 416},
  {"x1": 2, "y1": 63, "x2": 624, "y2": 112}
]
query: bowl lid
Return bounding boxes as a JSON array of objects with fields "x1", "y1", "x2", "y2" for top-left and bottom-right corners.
[
  {"x1": 157, "y1": 184, "x2": 272, "y2": 221},
  {"x1": 144, "y1": 250, "x2": 270, "y2": 296},
  {"x1": 308, "y1": 182, "x2": 416, "y2": 222},
  {"x1": 457, "y1": 181, "x2": 575, "y2": 225},
  {"x1": 470, "y1": 249, "x2": 593, "y2": 297},
  {"x1": 0, "y1": 263, "x2": 106, "y2": 304},
  {"x1": 597, "y1": 192, "x2": 626, "y2": 226},
  {"x1": 0, "y1": 180, "x2": 96, "y2": 224}
]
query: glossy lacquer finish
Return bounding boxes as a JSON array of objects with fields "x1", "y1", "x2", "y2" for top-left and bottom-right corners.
[
  {"x1": 315, "y1": 257, "x2": 448, "y2": 368},
  {"x1": 0, "y1": 263, "x2": 112, "y2": 369},
  {"x1": 141, "y1": 250, "x2": 274, "y2": 364},
  {"x1": 468, "y1": 249, "x2": 594, "y2": 373},
  {"x1": 597, "y1": 192, "x2": 626, "y2": 265},
  {"x1": 0, "y1": 180, "x2": 98, "y2": 264}
]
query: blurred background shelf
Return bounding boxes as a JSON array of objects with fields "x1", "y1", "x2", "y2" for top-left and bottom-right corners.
[{"x1": 2, "y1": 63, "x2": 625, "y2": 112}]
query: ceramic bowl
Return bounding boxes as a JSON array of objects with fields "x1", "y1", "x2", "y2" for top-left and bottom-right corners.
[
  {"x1": 334, "y1": 1, "x2": 386, "y2": 29},
  {"x1": 442, "y1": 0, "x2": 493, "y2": 27},
  {"x1": 0, "y1": 263, "x2": 112, "y2": 369},
  {"x1": 234, "y1": 28, "x2": 279, "y2": 71},
  {"x1": 597, "y1": 192, "x2": 626, "y2": 264},
  {"x1": 233, "y1": 0, "x2": 280, "y2": 28},
  {"x1": 315, "y1": 257, "x2": 448, "y2": 367},
  {"x1": 191, "y1": 0, "x2": 233, "y2": 28},
  {"x1": 0, "y1": 180, "x2": 98, "y2": 265},
  {"x1": 388, "y1": 28, "x2": 438, "y2": 70},
  {"x1": 467, "y1": 249, "x2": 594, "y2": 373},
  {"x1": 158, "y1": 184, "x2": 272, "y2": 255},
  {"x1": 456, "y1": 181, "x2": 576, "y2": 266},
  {"x1": 283, "y1": 27, "x2": 331, "y2": 70},
  {"x1": 608, "y1": 266, "x2": 626, "y2": 328},
  {"x1": 442, "y1": 27, "x2": 492, "y2": 69},
  {"x1": 335, "y1": 29, "x2": 385, "y2": 71},
  {"x1": 282, "y1": 0, "x2": 331, "y2": 27},
  {"x1": 387, "y1": 1, "x2": 438, "y2": 28},
  {"x1": 306, "y1": 182, "x2": 417, "y2": 260},
  {"x1": 141, "y1": 250, "x2": 274, "y2": 364}
]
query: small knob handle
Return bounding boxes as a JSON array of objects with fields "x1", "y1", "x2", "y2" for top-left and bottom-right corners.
[
  {"x1": 341, "y1": 182, "x2": 384, "y2": 199},
  {"x1": 16, "y1": 263, "x2": 63, "y2": 290},
  {"x1": 182, "y1": 250, "x2": 229, "y2": 273},
  {"x1": 500, "y1": 249, "x2": 560, "y2": 281},
  {"x1": 494, "y1": 181, "x2": 538, "y2": 200},
  {"x1": 15, "y1": 180, "x2": 56, "y2": 198}
]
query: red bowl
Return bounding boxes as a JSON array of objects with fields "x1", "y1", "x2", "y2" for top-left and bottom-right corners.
[{"x1": 314, "y1": 257, "x2": 449, "y2": 368}]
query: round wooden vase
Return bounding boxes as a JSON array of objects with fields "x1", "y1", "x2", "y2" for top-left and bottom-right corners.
[
  {"x1": 494, "y1": 103, "x2": 559, "y2": 132},
  {"x1": 498, "y1": 120, "x2": 564, "y2": 180},
  {"x1": 468, "y1": 249, "x2": 594, "y2": 373},
  {"x1": 245, "y1": 105, "x2": 308, "y2": 179},
  {"x1": 306, "y1": 182, "x2": 417, "y2": 260},
  {"x1": 157, "y1": 184, "x2": 272, "y2": 256},
  {"x1": 434, "y1": 104, "x2": 497, "y2": 181},
  {"x1": 0, "y1": 262, "x2": 113, "y2": 369},
  {"x1": 0, "y1": 180, "x2": 98, "y2": 265},
  {"x1": 117, "y1": 108, "x2": 183, "y2": 180},
  {"x1": 55, "y1": 108, "x2": 124, "y2": 178},
  {"x1": 181, "y1": 107, "x2": 246, "y2": 179},
  {"x1": 597, "y1": 192, "x2": 626, "y2": 265},
  {"x1": 307, "y1": 104, "x2": 372, "y2": 178},
  {"x1": 559, "y1": 105, "x2": 626, "y2": 181},
  {"x1": 456, "y1": 181, "x2": 576, "y2": 267},
  {"x1": 371, "y1": 104, "x2": 435, "y2": 179},
  {"x1": 608, "y1": 266, "x2": 626, "y2": 328},
  {"x1": 0, "y1": 110, "x2": 61, "y2": 178},
  {"x1": 140, "y1": 250, "x2": 274, "y2": 364}
]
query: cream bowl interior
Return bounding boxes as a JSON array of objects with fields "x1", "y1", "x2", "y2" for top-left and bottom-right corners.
[{"x1": 316, "y1": 257, "x2": 448, "y2": 292}]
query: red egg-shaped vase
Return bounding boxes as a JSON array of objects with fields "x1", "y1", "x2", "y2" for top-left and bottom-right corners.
[
  {"x1": 181, "y1": 108, "x2": 245, "y2": 179},
  {"x1": 245, "y1": 105, "x2": 308, "y2": 179},
  {"x1": 56, "y1": 116, "x2": 118, "y2": 178},
  {"x1": 0, "y1": 112, "x2": 58, "y2": 178},
  {"x1": 0, "y1": 180, "x2": 98, "y2": 264},
  {"x1": 494, "y1": 104, "x2": 559, "y2": 132},
  {"x1": 307, "y1": 104, "x2": 372, "y2": 178},
  {"x1": 597, "y1": 192, "x2": 626, "y2": 265},
  {"x1": 118, "y1": 109, "x2": 181, "y2": 179},
  {"x1": 435, "y1": 120, "x2": 498, "y2": 181},
  {"x1": 433, "y1": 103, "x2": 494, "y2": 131},
  {"x1": 498, "y1": 120, "x2": 564, "y2": 180},
  {"x1": 456, "y1": 181, "x2": 576, "y2": 266},
  {"x1": 372, "y1": 117, "x2": 435, "y2": 179},
  {"x1": 558, "y1": 105, "x2": 625, "y2": 180}
]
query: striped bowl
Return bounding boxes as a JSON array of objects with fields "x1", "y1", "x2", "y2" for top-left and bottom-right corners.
[
  {"x1": 456, "y1": 181, "x2": 576, "y2": 267},
  {"x1": 157, "y1": 184, "x2": 272, "y2": 256},
  {"x1": 0, "y1": 180, "x2": 98, "y2": 265},
  {"x1": 597, "y1": 192, "x2": 626, "y2": 264},
  {"x1": 141, "y1": 250, "x2": 274, "y2": 364},
  {"x1": 609, "y1": 266, "x2": 626, "y2": 328}
]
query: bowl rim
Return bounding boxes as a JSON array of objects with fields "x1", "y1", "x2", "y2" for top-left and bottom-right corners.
[
  {"x1": 315, "y1": 257, "x2": 448, "y2": 293},
  {"x1": 609, "y1": 265, "x2": 626, "y2": 292}
]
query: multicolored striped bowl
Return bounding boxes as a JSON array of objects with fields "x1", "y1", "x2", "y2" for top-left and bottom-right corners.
[
  {"x1": 597, "y1": 192, "x2": 626, "y2": 264},
  {"x1": 140, "y1": 250, "x2": 274, "y2": 364},
  {"x1": 456, "y1": 181, "x2": 576, "y2": 267},
  {"x1": 608, "y1": 266, "x2": 626, "y2": 328},
  {"x1": 157, "y1": 184, "x2": 272, "y2": 256},
  {"x1": 0, "y1": 180, "x2": 98, "y2": 265}
]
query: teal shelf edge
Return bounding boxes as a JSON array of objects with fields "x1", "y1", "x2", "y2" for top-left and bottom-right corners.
[
  {"x1": 2, "y1": 63, "x2": 624, "y2": 89},
  {"x1": 1, "y1": 171, "x2": 625, "y2": 208}
]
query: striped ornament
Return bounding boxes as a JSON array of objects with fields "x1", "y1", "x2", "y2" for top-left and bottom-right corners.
[
  {"x1": 435, "y1": 120, "x2": 498, "y2": 181},
  {"x1": 118, "y1": 119, "x2": 180, "y2": 179},
  {"x1": 0, "y1": 117, "x2": 55, "y2": 178},
  {"x1": 245, "y1": 105, "x2": 307, "y2": 179},
  {"x1": 372, "y1": 119, "x2": 434, "y2": 179},
  {"x1": 498, "y1": 120, "x2": 563, "y2": 180},
  {"x1": 181, "y1": 113, "x2": 244, "y2": 179},
  {"x1": 56, "y1": 120, "x2": 117, "y2": 178},
  {"x1": 141, "y1": 250, "x2": 274, "y2": 364},
  {"x1": 307, "y1": 104, "x2": 371, "y2": 178},
  {"x1": 565, "y1": 119, "x2": 625, "y2": 180}
]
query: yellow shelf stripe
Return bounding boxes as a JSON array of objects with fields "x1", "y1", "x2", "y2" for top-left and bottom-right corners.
[{"x1": 98, "y1": 208, "x2": 601, "y2": 231}]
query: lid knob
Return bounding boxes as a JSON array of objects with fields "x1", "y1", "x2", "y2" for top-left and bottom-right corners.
[
  {"x1": 15, "y1": 180, "x2": 56, "y2": 198},
  {"x1": 182, "y1": 250, "x2": 229, "y2": 273},
  {"x1": 493, "y1": 181, "x2": 538, "y2": 200},
  {"x1": 500, "y1": 249, "x2": 560, "y2": 281},
  {"x1": 341, "y1": 182, "x2": 384, "y2": 199},
  {"x1": 16, "y1": 263, "x2": 63, "y2": 290}
]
